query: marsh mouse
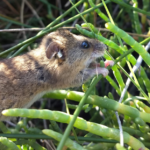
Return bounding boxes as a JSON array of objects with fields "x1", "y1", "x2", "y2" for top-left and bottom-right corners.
[{"x1": 0, "y1": 29, "x2": 111, "y2": 120}]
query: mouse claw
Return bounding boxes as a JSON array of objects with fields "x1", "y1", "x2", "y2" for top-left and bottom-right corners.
[{"x1": 104, "y1": 60, "x2": 114, "y2": 68}]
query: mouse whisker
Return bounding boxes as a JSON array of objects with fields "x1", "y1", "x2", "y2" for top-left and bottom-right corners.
[
  {"x1": 81, "y1": 70, "x2": 85, "y2": 84},
  {"x1": 95, "y1": 62, "x2": 98, "y2": 77}
]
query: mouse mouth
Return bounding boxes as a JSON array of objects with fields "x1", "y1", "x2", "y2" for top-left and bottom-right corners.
[
  {"x1": 88, "y1": 61, "x2": 100, "y2": 69},
  {"x1": 86, "y1": 55, "x2": 101, "y2": 69}
]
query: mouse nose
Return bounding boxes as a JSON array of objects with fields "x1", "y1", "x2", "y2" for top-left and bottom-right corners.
[{"x1": 94, "y1": 42, "x2": 107, "y2": 51}]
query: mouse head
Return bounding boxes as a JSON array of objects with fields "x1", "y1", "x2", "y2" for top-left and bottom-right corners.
[{"x1": 40, "y1": 29, "x2": 106, "y2": 88}]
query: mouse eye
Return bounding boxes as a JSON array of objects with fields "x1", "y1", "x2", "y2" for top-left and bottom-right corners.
[{"x1": 81, "y1": 41, "x2": 90, "y2": 49}]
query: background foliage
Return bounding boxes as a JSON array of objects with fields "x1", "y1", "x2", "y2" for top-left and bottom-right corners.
[{"x1": 0, "y1": 0, "x2": 150, "y2": 150}]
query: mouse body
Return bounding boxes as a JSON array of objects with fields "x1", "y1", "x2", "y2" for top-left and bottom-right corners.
[{"x1": 0, "y1": 30, "x2": 108, "y2": 120}]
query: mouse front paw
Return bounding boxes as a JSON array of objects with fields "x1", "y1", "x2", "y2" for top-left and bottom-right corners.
[{"x1": 97, "y1": 67, "x2": 109, "y2": 77}]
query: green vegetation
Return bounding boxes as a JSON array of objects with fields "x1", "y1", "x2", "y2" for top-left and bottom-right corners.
[{"x1": 0, "y1": 0, "x2": 150, "y2": 150}]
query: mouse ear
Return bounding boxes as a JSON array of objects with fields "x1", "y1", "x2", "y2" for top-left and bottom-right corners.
[{"x1": 46, "y1": 42, "x2": 59, "y2": 59}]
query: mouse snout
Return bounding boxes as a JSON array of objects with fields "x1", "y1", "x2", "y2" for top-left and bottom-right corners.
[{"x1": 94, "y1": 42, "x2": 107, "y2": 52}]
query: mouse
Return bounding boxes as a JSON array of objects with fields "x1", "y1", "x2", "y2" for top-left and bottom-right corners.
[{"x1": 0, "y1": 29, "x2": 113, "y2": 120}]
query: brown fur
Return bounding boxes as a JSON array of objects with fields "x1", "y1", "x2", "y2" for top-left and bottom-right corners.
[{"x1": 0, "y1": 30, "x2": 107, "y2": 120}]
